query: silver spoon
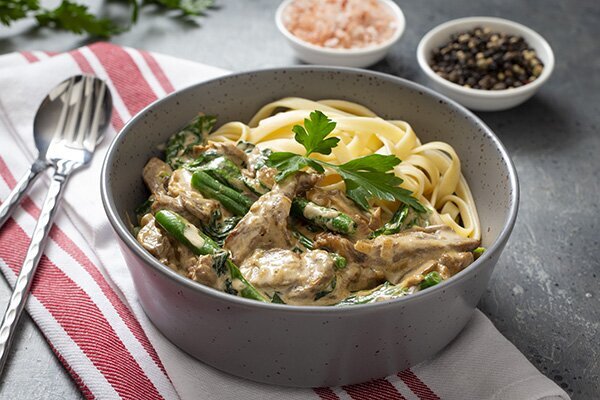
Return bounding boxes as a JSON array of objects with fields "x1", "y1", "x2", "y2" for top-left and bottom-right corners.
[{"x1": 0, "y1": 75, "x2": 112, "y2": 374}]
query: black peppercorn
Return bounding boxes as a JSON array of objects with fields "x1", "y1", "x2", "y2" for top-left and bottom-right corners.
[{"x1": 429, "y1": 26, "x2": 544, "y2": 90}]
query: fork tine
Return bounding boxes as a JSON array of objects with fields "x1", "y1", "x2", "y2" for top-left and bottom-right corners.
[
  {"x1": 84, "y1": 79, "x2": 107, "y2": 152},
  {"x1": 62, "y1": 76, "x2": 85, "y2": 143},
  {"x1": 74, "y1": 76, "x2": 94, "y2": 148},
  {"x1": 51, "y1": 77, "x2": 76, "y2": 143},
  {"x1": 49, "y1": 79, "x2": 71, "y2": 102}
]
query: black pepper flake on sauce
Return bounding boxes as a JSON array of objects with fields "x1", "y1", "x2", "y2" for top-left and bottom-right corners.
[{"x1": 429, "y1": 26, "x2": 544, "y2": 90}]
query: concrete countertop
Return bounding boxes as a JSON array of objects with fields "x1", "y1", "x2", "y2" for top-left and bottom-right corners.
[{"x1": 0, "y1": 0, "x2": 598, "y2": 398}]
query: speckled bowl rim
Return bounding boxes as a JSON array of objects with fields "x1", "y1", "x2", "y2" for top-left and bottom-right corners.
[
  {"x1": 275, "y1": 0, "x2": 406, "y2": 56},
  {"x1": 100, "y1": 66, "x2": 519, "y2": 314},
  {"x1": 416, "y1": 16, "x2": 555, "y2": 97}
]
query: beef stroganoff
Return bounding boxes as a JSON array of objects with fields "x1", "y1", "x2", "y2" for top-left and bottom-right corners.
[{"x1": 135, "y1": 98, "x2": 482, "y2": 306}]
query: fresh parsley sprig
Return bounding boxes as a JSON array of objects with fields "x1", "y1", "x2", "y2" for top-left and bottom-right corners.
[
  {"x1": 292, "y1": 110, "x2": 339, "y2": 156},
  {"x1": 267, "y1": 110, "x2": 426, "y2": 213},
  {"x1": 34, "y1": 1, "x2": 120, "y2": 37},
  {"x1": 0, "y1": 0, "x2": 215, "y2": 38}
]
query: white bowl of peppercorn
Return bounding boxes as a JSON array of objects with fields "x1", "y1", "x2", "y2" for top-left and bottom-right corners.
[{"x1": 417, "y1": 17, "x2": 554, "y2": 111}]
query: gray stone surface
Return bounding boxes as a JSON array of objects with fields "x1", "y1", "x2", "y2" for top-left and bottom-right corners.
[{"x1": 0, "y1": 0, "x2": 598, "y2": 398}]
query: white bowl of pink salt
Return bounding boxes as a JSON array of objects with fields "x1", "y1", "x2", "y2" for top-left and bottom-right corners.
[{"x1": 276, "y1": 0, "x2": 406, "y2": 68}]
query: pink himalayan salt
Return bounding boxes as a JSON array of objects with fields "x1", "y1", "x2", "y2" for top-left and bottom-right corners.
[{"x1": 283, "y1": 0, "x2": 398, "y2": 49}]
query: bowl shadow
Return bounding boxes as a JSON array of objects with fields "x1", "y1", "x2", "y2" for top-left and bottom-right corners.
[{"x1": 474, "y1": 94, "x2": 579, "y2": 154}]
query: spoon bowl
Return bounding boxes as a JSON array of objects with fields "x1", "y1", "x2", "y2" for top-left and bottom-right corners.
[{"x1": 34, "y1": 75, "x2": 112, "y2": 159}]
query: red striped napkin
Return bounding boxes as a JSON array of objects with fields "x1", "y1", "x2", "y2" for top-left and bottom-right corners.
[{"x1": 0, "y1": 43, "x2": 569, "y2": 400}]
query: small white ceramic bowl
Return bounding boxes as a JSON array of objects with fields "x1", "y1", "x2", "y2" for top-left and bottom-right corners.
[
  {"x1": 417, "y1": 17, "x2": 554, "y2": 111},
  {"x1": 275, "y1": 0, "x2": 405, "y2": 68}
]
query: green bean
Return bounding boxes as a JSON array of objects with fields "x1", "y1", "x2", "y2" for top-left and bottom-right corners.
[
  {"x1": 155, "y1": 209, "x2": 219, "y2": 254},
  {"x1": 191, "y1": 171, "x2": 252, "y2": 216},
  {"x1": 193, "y1": 155, "x2": 268, "y2": 196},
  {"x1": 154, "y1": 210, "x2": 268, "y2": 302},
  {"x1": 473, "y1": 247, "x2": 485, "y2": 259},
  {"x1": 291, "y1": 198, "x2": 357, "y2": 235},
  {"x1": 241, "y1": 175, "x2": 269, "y2": 196},
  {"x1": 370, "y1": 204, "x2": 409, "y2": 238},
  {"x1": 201, "y1": 157, "x2": 247, "y2": 192},
  {"x1": 292, "y1": 229, "x2": 315, "y2": 250},
  {"x1": 332, "y1": 254, "x2": 347, "y2": 269},
  {"x1": 194, "y1": 182, "x2": 248, "y2": 216}
]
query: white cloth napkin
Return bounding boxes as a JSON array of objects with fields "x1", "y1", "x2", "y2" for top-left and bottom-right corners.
[{"x1": 0, "y1": 44, "x2": 569, "y2": 400}]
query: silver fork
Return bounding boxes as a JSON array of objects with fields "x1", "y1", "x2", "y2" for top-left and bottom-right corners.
[{"x1": 0, "y1": 75, "x2": 112, "y2": 374}]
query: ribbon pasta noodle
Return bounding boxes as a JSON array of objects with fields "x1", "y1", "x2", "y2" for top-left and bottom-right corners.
[{"x1": 208, "y1": 97, "x2": 480, "y2": 240}]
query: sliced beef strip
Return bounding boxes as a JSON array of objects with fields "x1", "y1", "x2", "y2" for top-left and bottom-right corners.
[
  {"x1": 313, "y1": 232, "x2": 385, "y2": 292},
  {"x1": 186, "y1": 254, "x2": 219, "y2": 288},
  {"x1": 143, "y1": 157, "x2": 172, "y2": 195},
  {"x1": 224, "y1": 172, "x2": 318, "y2": 264},
  {"x1": 239, "y1": 248, "x2": 336, "y2": 305},
  {"x1": 398, "y1": 251, "x2": 474, "y2": 288},
  {"x1": 166, "y1": 168, "x2": 220, "y2": 223},
  {"x1": 151, "y1": 194, "x2": 201, "y2": 226},
  {"x1": 354, "y1": 224, "x2": 480, "y2": 284},
  {"x1": 141, "y1": 156, "x2": 220, "y2": 225},
  {"x1": 367, "y1": 206, "x2": 384, "y2": 232},
  {"x1": 437, "y1": 251, "x2": 475, "y2": 277},
  {"x1": 193, "y1": 141, "x2": 248, "y2": 167},
  {"x1": 137, "y1": 214, "x2": 179, "y2": 272}
]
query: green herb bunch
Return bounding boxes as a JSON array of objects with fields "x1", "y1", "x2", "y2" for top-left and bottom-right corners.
[{"x1": 0, "y1": 0, "x2": 215, "y2": 38}]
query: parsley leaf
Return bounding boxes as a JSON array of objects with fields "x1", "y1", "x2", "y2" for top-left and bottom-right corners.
[
  {"x1": 266, "y1": 110, "x2": 426, "y2": 213},
  {"x1": 338, "y1": 154, "x2": 401, "y2": 173},
  {"x1": 293, "y1": 110, "x2": 339, "y2": 156},
  {"x1": 330, "y1": 164, "x2": 424, "y2": 212},
  {"x1": 148, "y1": 0, "x2": 214, "y2": 16},
  {"x1": 331, "y1": 155, "x2": 425, "y2": 212},
  {"x1": 0, "y1": 0, "x2": 39, "y2": 25},
  {"x1": 35, "y1": 1, "x2": 120, "y2": 37},
  {"x1": 267, "y1": 151, "x2": 324, "y2": 181}
]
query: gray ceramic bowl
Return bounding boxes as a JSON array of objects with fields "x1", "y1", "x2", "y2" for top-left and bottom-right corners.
[{"x1": 101, "y1": 67, "x2": 518, "y2": 388}]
